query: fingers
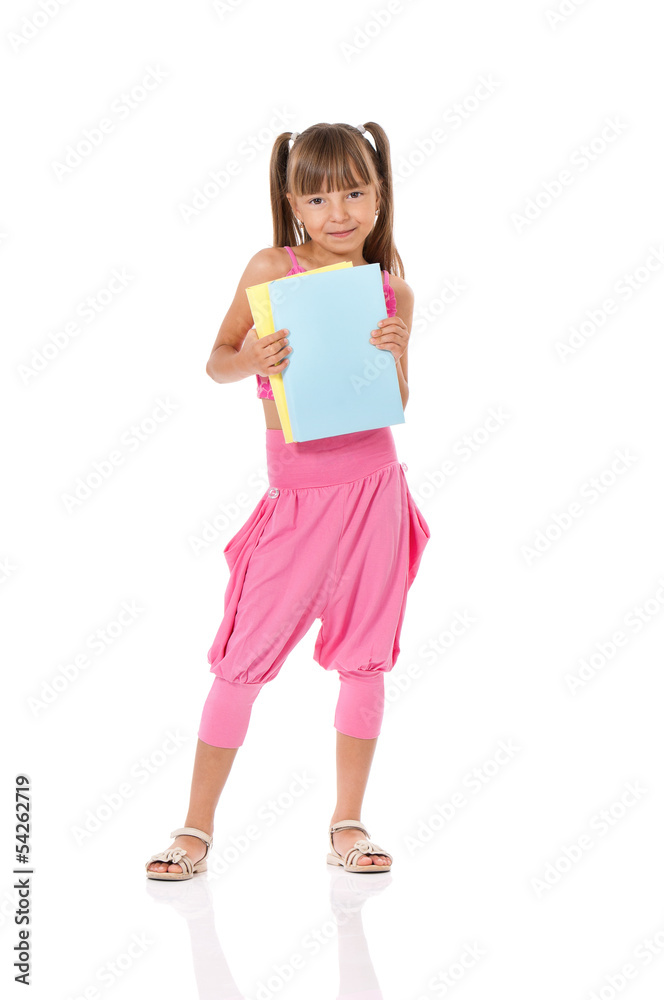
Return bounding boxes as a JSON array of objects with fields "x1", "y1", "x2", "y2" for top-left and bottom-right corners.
[
  {"x1": 371, "y1": 335, "x2": 404, "y2": 353},
  {"x1": 264, "y1": 335, "x2": 291, "y2": 373},
  {"x1": 265, "y1": 329, "x2": 289, "y2": 354},
  {"x1": 267, "y1": 339, "x2": 291, "y2": 362},
  {"x1": 249, "y1": 326, "x2": 288, "y2": 344}
]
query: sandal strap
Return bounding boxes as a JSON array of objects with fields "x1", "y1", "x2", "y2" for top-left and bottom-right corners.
[
  {"x1": 170, "y1": 826, "x2": 213, "y2": 847},
  {"x1": 329, "y1": 819, "x2": 373, "y2": 861},
  {"x1": 329, "y1": 819, "x2": 370, "y2": 838}
]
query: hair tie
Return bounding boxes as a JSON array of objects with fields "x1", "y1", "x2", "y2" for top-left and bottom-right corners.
[
  {"x1": 356, "y1": 124, "x2": 376, "y2": 150},
  {"x1": 290, "y1": 131, "x2": 299, "y2": 142}
]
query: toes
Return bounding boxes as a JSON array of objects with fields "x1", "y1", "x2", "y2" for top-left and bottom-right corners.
[{"x1": 147, "y1": 860, "x2": 184, "y2": 873}]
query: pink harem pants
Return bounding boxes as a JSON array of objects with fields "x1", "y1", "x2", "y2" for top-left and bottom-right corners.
[{"x1": 198, "y1": 426, "x2": 431, "y2": 748}]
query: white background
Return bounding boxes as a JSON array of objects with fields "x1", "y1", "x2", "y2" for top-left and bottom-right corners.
[{"x1": 2, "y1": 0, "x2": 663, "y2": 998}]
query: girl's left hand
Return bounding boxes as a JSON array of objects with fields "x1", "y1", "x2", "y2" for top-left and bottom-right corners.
[{"x1": 369, "y1": 317, "x2": 409, "y2": 364}]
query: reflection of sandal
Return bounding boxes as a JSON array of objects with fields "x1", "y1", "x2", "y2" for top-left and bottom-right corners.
[
  {"x1": 326, "y1": 819, "x2": 393, "y2": 873},
  {"x1": 145, "y1": 826, "x2": 213, "y2": 881}
]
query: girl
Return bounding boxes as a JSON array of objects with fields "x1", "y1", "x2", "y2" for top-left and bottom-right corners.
[{"x1": 146, "y1": 121, "x2": 431, "y2": 880}]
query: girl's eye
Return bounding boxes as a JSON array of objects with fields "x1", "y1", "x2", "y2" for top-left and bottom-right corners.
[{"x1": 307, "y1": 191, "x2": 364, "y2": 206}]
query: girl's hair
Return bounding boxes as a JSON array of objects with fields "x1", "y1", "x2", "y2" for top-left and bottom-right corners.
[{"x1": 269, "y1": 121, "x2": 405, "y2": 279}]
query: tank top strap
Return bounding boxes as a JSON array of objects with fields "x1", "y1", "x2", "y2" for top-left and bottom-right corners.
[{"x1": 283, "y1": 245, "x2": 299, "y2": 269}]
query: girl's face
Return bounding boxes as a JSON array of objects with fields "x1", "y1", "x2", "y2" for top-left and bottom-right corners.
[{"x1": 287, "y1": 180, "x2": 380, "y2": 252}]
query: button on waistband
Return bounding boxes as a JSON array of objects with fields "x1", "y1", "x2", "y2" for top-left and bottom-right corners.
[{"x1": 268, "y1": 487, "x2": 280, "y2": 498}]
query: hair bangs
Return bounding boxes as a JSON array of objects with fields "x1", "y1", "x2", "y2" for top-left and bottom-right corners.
[{"x1": 290, "y1": 131, "x2": 375, "y2": 199}]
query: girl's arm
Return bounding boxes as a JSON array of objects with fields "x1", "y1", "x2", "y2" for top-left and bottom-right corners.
[
  {"x1": 206, "y1": 248, "x2": 291, "y2": 384},
  {"x1": 379, "y1": 276, "x2": 413, "y2": 411}
]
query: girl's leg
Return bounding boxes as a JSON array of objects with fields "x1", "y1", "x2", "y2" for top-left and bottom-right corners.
[
  {"x1": 147, "y1": 739, "x2": 238, "y2": 874},
  {"x1": 329, "y1": 732, "x2": 390, "y2": 867}
]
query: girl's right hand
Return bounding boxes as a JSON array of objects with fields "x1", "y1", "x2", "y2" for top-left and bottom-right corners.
[{"x1": 239, "y1": 327, "x2": 292, "y2": 377}]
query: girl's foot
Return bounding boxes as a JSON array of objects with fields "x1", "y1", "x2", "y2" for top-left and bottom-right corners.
[
  {"x1": 330, "y1": 824, "x2": 390, "y2": 867},
  {"x1": 147, "y1": 833, "x2": 210, "y2": 875}
]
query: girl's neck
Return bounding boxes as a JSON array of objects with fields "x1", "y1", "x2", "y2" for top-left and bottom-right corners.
[{"x1": 299, "y1": 241, "x2": 369, "y2": 270}]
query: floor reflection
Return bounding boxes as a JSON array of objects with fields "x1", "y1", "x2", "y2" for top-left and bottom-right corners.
[{"x1": 145, "y1": 866, "x2": 391, "y2": 999}]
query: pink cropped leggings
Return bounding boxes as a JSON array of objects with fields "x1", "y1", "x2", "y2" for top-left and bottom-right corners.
[{"x1": 198, "y1": 426, "x2": 430, "y2": 748}]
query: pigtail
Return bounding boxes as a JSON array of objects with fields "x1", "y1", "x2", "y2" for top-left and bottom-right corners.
[
  {"x1": 269, "y1": 132, "x2": 303, "y2": 249},
  {"x1": 360, "y1": 122, "x2": 405, "y2": 280}
]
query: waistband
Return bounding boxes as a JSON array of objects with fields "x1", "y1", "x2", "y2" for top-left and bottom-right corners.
[{"x1": 266, "y1": 426, "x2": 398, "y2": 489}]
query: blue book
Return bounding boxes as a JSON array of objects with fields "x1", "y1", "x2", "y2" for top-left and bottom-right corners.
[{"x1": 267, "y1": 263, "x2": 405, "y2": 442}]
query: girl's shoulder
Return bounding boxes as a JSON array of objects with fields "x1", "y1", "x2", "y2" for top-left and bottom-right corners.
[
  {"x1": 244, "y1": 246, "x2": 296, "y2": 282},
  {"x1": 385, "y1": 272, "x2": 410, "y2": 293},
  {"x1": 385, "y1": 272, "x2": 413, "y2": 308}
]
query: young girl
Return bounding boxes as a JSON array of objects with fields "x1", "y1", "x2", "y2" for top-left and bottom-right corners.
[{"x1": 146, "y1": 121, "x2": 431, "y2": 880}]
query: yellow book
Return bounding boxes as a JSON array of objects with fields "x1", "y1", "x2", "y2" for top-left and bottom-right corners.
[{"x1": 246, "y1": 261, "x2": 352, "y2": 442}]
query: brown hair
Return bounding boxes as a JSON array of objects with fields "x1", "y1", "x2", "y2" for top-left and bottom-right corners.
[{"x1": 269, "y1": 121, "x2": 405, "y2": 279}]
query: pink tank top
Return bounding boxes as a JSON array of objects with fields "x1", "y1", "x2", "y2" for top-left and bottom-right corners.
[{"x1": 256, "y1": 245, "x2": 398, "y2": 400}]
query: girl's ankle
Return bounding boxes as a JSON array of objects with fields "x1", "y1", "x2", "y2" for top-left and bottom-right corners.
[{"x1": 182, "y1": 823, "x2": 214, "y2": 837}]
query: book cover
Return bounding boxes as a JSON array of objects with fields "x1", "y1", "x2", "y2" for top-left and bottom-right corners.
[
  {"x1": 245, "y1": 260, "x2": 352, "y2": 442},
  {"x1": 268, "y1": 263, "x2": 404, "y2": 442}
]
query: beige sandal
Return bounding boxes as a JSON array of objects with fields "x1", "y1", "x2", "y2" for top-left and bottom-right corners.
[
  {"x1": 327, "y1": 819, "x2": 393, "y2": 873},
  {"x1": 145, "y1": 826, "x2": 213, "y2": 881}
]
